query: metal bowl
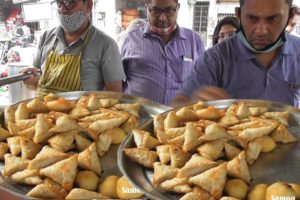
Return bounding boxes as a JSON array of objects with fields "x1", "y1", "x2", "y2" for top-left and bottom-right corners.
[
  {"x1": 118, "y1": 99, "x2": 300, "y2": 200},
  {"x1": 0, "y1": 91, "x2": 171, "y2": 199}
]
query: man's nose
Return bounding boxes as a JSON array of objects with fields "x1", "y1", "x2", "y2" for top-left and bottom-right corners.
[
  {"x1": 158, "y1": 12, "x2": 167, "y2": 20},
  {"x1": 254, "y1": 21, "x2": 269, "y2": 34}
]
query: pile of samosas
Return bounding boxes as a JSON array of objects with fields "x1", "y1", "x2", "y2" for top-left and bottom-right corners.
[
  {"x1": 0, "y1": 93, "x2": 141, "y2": 199},
  {"x1": 124, "y1": 101, "x2": 298, "y2": 200}
]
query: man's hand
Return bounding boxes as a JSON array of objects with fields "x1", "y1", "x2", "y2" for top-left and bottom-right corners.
[
  {"x1": 192, "y1": 86, "x2": 230, "y2": 101},
  {"x1": 20, "y1": 67, "x2": 41, "y2": 88}
]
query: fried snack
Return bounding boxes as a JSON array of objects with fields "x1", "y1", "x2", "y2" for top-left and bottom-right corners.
[
  {"x1": 116, "y1": 176, "x2": 144, "y2": 199},
  {"x1": 0, "y1": 127, "x2": 11, "y2": 141},
  {"x1": 46, "y1": 97, "x2": 75, "y2": 112},
  {"x1": 224, "y1": 179, "x2": 248, "y2": 199},
  {"x1": 98, "y1": 175, "x2": 119, "y2": 198},
  {"x1": 10, "y1": 169, "x2": 42, "y2": 185},
  {"x1": 247, "y1": 183, "x2": 268, "y2": 200},
  {"x1": 78, "y1": 143, "x2": 102, "y2": 176},
  {"x1": 15, "y1": 102, "x2": 30, "y2": 121},
  {"x1": 66, "y1": 188, "x2": 109, "y2": 199},
  {"x1": 3, "y1": 154, "x2": 29, "y2": 176},
  {"x1": 75, "y1": 170, "x2": 99, "y2": 191},
  {"x1": 0, "y1": 142, "x2": 8, "y2": 160},
  {"x1": 123, "y1": 148, "x2": 158, "y2": 168},
  {"x1": 153, "y1": 162, "x2": 178, "y2": 186},
  {"x1": 4, "y1": 105, "x2": 15, "y2": 128},
  {"x1": 26, "y1": 98, "x2": 49, "y2": 113}
]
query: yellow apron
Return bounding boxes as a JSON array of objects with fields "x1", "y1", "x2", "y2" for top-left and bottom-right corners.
[{"x1": 37, "y1": 30, "x2": 92, "y2": 96}]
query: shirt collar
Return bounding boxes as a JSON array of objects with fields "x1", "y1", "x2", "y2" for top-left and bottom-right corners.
[
  {"x1": 143, "y1": 21, "x2": 187, "y2": 40},
  {"x1": 234, "y1": 32, "x2": 293, "y2": 61},
  {"x1": 54, "y1": 25, "x2": 92, "y2": 42}
]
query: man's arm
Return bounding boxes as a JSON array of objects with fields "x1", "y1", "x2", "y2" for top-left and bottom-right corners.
[{"x1": 104, "y1": 81, "x2": 123, "y2": 92}]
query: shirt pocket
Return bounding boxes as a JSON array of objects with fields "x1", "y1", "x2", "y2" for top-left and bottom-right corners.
[
  {"x1": 173, "y1": 56, "x2": 194, "y2": 82},
  {"x1": 287, "y1": 81, "x2": 300, "y2": 107}
]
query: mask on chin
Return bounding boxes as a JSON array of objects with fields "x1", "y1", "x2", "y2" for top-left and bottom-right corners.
[
  {"x1": 57, "y1": 10, "x2": 87, "y2": 32},
  {"x1": 149, "y1": 24, "x2": 177, "y2": 35},
  {"x1": 237, "y1": 29, "x2": 286, "y2": 54}
]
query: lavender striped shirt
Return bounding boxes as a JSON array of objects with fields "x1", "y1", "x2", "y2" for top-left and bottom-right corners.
[{"x1": 120, "y1": 22, "x2": 205, "y2": 105}]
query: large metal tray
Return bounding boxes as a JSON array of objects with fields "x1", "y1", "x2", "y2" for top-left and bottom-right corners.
[
  {"x1": 0, "y1": 91, "x2": 171, "y2": 199},
  {"x1": 118, "y1": 99, "x2": 300, "y2": 200}
]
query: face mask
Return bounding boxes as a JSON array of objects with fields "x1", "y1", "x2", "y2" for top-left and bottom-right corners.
[
  {"x1": 57, "y1": 10, "x2": 87, "y2": 32},
  {"x1": 149, "y1": 24, "x2": 177, "y2": 35},
  {"x1": 237, "y1": 30, "x2": 286, "y2": 54}
]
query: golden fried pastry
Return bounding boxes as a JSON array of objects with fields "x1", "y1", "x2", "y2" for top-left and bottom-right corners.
[
  {"x1": 156, "y1": 144, "x2": 171, "y2": 164},
  {"x1": 10, "y1": 169, "x2": 42, "y2": 185},
  {"x1": 166, "y1": 127, "x2": 186, "y2": 139},
  {"x1": 270, "y1": 124, "x2": 298, "y2": 143},
  {"x1": 164, "y1": 111, "x2": 179, "y2": 129},
  {"x1": 114, "y1": 102, "x2": 141, "y2": 117},
  {"x1": 263, "y1": 111, "x2": 289, "y2": 126},
  {"x1": 69, "y1": 105, "x2": 90, "y2": 119},
  {"x1": 224, "y1": 143, "x2": 241, "y2": 160},
  {"x1": 18, "y1": 126, "x2": 35, "y2": 139},
  {"x1": 78, "y1": 143, "x2": 102, "y2": 175},
  {"x1": 235, "y1": 101, "x2": 251, "y2": 119},
  {"x1": 46, "y1": 97, "x2": 75, "y2": 112},
  {"x1": 120, "y1": 115, "x2": 138, "y2": 134},
  {"x1": 7, "y1": 122, "x2": 21, "y2": 136},
  {"x1": 20, "y1": 137, "x2": 41, "y2": 160},
  {"x1": 200, "y1": 124, "x2": 230, "y2": 142},
  {"x1": 0, "y1": 127, "x2": 11, "y2": 141},
  {"x1": 16, "y1": 119, "x2": 36, "y2": 130},
  {"x1": 133, "y1": 129, "x2": 160, "y2": 149},
  {"x1": 26, "y1": 98, "x2": 49, "y2": 113},
  {"x1": 170, "y1": 145, "x2": 191, "y2": 168},
  {"x1": 123, "y1": 147, "x2": 158, "y2": 168},
  {"x1": 7, "y1": 136, "x2": 22, "y2": 156},
  {"x1": 179, "y1": 187, "x2": 215, "y2": 200},
  {"x1": 44, "y1": 93, "x2": 59, "y2": 102},
  {"x1": 219, "y1": 114, "x2": 240, "y2": 127},
  {"x1": 75, "y1": 134, "x2": 92, "y2": 152},
  {"x1": 159, "y1": 177, "x2": 192, "y2": 194},
  {"x1": 182, "y1": 123, "x2": 203, "y2": 152},
  {"x1": 249, "y1": 106, "x2": 268, "y2": 116},
  {"x1": 196, "y1": 106, "x2": 224, "y2": 120},
  {"x1": 168, "y1": 135, "x2": 185, "y2": 148},
  {"x1": 27, "y1": 178, "x2": 68, "y2": 199},
  {"x1": 28, "y1": 145, "x2": 69, "y2": 169},
  {"x1": 49, "y1": 115, "x2": 80, "y2": 133},
  {"x1": 4, "y1": 105, "x2": 15, "y2": 128},
  {"x1": 177, "y1": 154, "x2": 218, "y2": 178},
  {"x1": 33, "y1": 114, "x2": 53, "y2": 144},
  {"x1": 3, "y1": 154, "x2": 29, "y2": 176},
  {"x1": 66, "y1": 188, "x2": 109, "y2": 199},
  {"x1": 96, "y1": 132, "x2": 112, "y2": 157},
  {"x1": 189, "y1": 162, "x2": 227, "y2": 199},
  {"x1": 39, "y1": 154, "x2": 78, "y2": 191},
  {"x1": 88, "y1": 117, "x2": 126, "y2": 134},
  {"x1": 227, "y1": 151, "x2": 251, "y2": 183},
  {"x1": 87, "y1": 94, "x2": 101, "y2": 111},
  {"x1": 176, "y1": 107, "x2": 198, "y2": 122},
  {"x1": 197, "y1": 139, "x2": 225, "y2": 161},
  {"x1": 0, "y1": 142, "x2": 8, "y2": 160},
  {"x1": 245, "y1": 140, "x2": 262, "y2": 165},
  {"x1": 152, "y1": 162, "x2": 178, "y2": 186},
  {"x1": 48, "y1": 130, "x2": 76, "y2": 152},
  {"x1": 153, "y1": 113, "x2": 165, "y2": 135},
  {"x1": 99, "y1": 98, "x2": 119, "y2": 108},
  {"x1": 157, "y1": 130, "x2": 169, "y2": 144},
  {"x1": 15, "y1": 102, "x2": 30, "y2": 121}
]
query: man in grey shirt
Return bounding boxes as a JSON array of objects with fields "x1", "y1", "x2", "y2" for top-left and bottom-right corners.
[{"x1": 23, "y1": 0, "x2": 125, "y2": 95}]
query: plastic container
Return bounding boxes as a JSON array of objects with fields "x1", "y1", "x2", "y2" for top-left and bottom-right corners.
[{"x1": 7, "y1": 63, "x2": 36, "y2": 104}]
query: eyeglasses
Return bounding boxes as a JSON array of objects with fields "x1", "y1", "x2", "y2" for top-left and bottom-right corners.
[
  {"x1": 147, "y1": 5, "x2": 178, "y2": 17},
  {"x1": 51, "y1": 0, "x2": 84, "y2": 10},
  {"x1": 218, "y1": 31, "x2": 236, "y2": 40}
]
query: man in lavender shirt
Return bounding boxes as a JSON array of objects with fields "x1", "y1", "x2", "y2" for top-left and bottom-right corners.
[
  {"x1": 120, "y1": 0, "x2": 205, "y2": 105},
  {"x1": 173, "y1": 0, "x2": 300, "y2": 107}
]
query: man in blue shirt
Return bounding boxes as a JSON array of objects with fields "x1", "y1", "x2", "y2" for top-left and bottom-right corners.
[{"x1": 173, "y1": 0, "x2": 300, "y2": 107}]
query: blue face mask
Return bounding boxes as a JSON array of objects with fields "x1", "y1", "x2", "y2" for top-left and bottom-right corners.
[
  {"x1": 57, "y1": 10, "x2": 87, "y2": 32},
  {"x1": 237, "y1": 30, "x2": 286, "y2": 54}
]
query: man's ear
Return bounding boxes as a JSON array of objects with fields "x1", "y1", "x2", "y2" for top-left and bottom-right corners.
[
  {"x1": 289, "y1": 7, "x2": 297, "y2": 21},
  {"x1": 235, "y1": 7, "x2": 241, "y2": 19}
]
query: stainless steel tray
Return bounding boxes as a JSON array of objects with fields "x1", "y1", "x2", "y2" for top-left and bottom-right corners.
[
  {"x1": 0, "y1": 91, "x2": 171, "y2": 199},
  {"x1": 118, "y1": 99, "x2": 300, "y2": 200}
]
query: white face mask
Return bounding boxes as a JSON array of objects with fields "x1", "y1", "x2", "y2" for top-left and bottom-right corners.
[{"x1": 57, "y1": 10, "x2": 87, "y2": 32}]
